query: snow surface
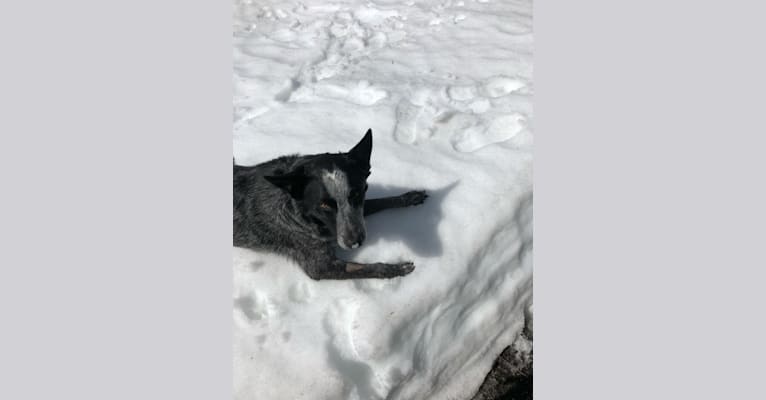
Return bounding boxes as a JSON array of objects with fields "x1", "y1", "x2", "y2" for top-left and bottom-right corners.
[{"x1": 233, "y1": 0, "x2": 533, "y2": 399}]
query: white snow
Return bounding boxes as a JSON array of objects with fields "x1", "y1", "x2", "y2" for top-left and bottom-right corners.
[{"x1": 233, "y1": 0, "x2": 533, "y2": 399}]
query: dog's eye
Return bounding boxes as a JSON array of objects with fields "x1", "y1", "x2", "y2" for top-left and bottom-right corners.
[{"x1": 320, "y1": 199, "x2": 336, "y2": 210}]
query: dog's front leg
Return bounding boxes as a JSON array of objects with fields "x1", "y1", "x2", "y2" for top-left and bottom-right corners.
[
  {"x1": 336, "y1": 259, "x2": 415, "y2": 279},
  {"x1": 304, "y1": 258, "x2": 415, "y2": 280},
  {"x1": 364, "y1": 190, "x2": 428, "y2": 216}
]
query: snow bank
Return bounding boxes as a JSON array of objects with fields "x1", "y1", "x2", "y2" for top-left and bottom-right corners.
[{"x1": 233, "y1": 0, "x2": 533, "y2": 399}]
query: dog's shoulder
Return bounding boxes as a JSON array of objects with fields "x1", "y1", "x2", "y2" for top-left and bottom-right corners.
[
  {"x1": 234, "y1": 154, "x2": 305, "y2": 177},
  {"x1": 233, "y1": 153, "x2": 306, "y2": 207}
]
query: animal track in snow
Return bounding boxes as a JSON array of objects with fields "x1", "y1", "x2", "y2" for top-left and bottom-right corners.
[
  {"x1": 235, "y1": 295, "x2": 257, "y2": 321},
  {"x1": 322, "y1": 299, "x2": 386, "y2": 400},
  {"x1": 249, "y1": 260, "x2": 265, "y2": 272},
  {"x1": 451, "y1": 112, "x2": 527, "y2": 153},
  {"x1": 394, "y1": 98, "x2": 437, "y2": 144},
  {"x1": 468, "y1": 98, "x2": 491, "y2": 113},
  {"x1": 270, "y1": 28, "x2": 298, "y2": 43},
  {"x1": 259, "y1": 5, "x2": 400, "y2": 110},
  {"x1": 288, "y1": 281, "x2": 314, "y2": 303},
  {"x1": 394, "y1": 99, "x2": 421, "y2": 144},
  {"x1": 389, "y1": 72, "x2": 532, "y2": 154},
  {"x1": 344, "y1": 81, "x2": 388, "y2": 105},
  {"x1": 273, "y1": 78, "x2": 301, "y2": 102},
  {"x1": 481, "y1": 76, "x2": 526, "y2": 98},
  {"x1": 235, "y1": 292, "x2": 279, "y2": 321},
  {"x1": 367, "y1": 32, "x2": 388, "y2": 49},
  {"x1": 447, "y1": 85, "x2": 477, "y2": 101},
  {"x1": 353, "y1": 6, "x2": 400, "y2": 25},
  {"x1": 292, "y1": 80, "x2": 388, "y2": 106}
]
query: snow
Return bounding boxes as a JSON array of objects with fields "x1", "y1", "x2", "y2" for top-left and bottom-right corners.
[{"x1": 233, "y1": 0, "x2": 533, "y2": 399}]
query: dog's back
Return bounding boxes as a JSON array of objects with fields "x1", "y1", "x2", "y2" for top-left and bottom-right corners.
[{"x1": 233, "y1": 154, "x2": 305, "y2": 250}]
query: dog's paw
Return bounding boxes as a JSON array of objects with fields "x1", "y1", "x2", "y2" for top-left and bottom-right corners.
[
  {"x1": 400, "y1": 190, "x2": 428, "y2": 207},
  {"x1": 380, "y1": 261, "x2": 416, "y2": 278},
  {"x1": 397, "y1": 261, "x2": 416, "y2": 276}
]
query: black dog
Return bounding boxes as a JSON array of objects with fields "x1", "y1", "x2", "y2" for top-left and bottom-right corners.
[{"x1": 234, "y1": 129, "x2": 427, "y2": 280}]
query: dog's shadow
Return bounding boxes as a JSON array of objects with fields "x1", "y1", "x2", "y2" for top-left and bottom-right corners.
[{"x1": 344, "y1": 181, "x2": 458, "y2": 259}]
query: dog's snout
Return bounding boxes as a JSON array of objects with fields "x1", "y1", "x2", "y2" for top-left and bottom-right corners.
[
  {"x1": 339, "y1": 230, "x2": 365, "y2": 250},
  {"x1": 351, "y1": 234, "x2": 365, "y2": 248},
  {"x1": 336, "y1": 207, "x2": 366, "y2": 250}
]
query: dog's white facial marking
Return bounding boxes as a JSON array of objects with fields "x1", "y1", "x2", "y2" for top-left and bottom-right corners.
[
  {"x1": 321, "y1": 169, "x2": 350, "y2": 200},
  {"x1": 322, "y1": 168, "x2": 365, "y2": 249}
]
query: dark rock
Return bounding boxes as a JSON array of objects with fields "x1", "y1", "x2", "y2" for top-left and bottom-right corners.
[{"x1": 470, "y1": 330, "x2": 532, "y2": 400}]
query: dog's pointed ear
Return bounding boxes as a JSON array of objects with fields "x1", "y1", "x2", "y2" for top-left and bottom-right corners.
[
  {"x1": 348, "y1": 129, "x2": 372, "y2": 164},
  {"x1": 264, "y1": 168, "x2": 308, "y2": 199}
]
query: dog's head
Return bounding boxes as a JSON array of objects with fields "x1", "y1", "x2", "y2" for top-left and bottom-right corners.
[{"x1": 265, "y1": 129, "x2": 372, "y2": 249}]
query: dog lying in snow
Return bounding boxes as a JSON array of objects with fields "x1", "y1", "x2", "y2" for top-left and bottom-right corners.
[{"x1": 233, "y1": 129, "x2": 427, "y2": 280}]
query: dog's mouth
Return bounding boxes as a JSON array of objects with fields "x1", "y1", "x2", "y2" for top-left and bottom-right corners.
[
  {"x1": 338, "y1": 238, "x2": 363, "y2": 250},
  {"x1": 337, "y1": 228, "x2": 365, "y2": 250},
  {"x1": 338, "y1": 239, "x2": 359, "y2": 250}
]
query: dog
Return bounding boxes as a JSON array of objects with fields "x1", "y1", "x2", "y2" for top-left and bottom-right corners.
[{"x1": 234, "y1": 129, "x2": 427, "y2": 280}]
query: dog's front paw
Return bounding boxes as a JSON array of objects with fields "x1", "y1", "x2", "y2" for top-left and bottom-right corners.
[
  {"x1": 400, "y1": 191, "x2": 428, "y2": 207},
  {"x1": 397, "y1": 261, "x2": 416, "y2": 275},
  {"x1": 379, "y1": 261, "x2": 416, "y2": 278}
]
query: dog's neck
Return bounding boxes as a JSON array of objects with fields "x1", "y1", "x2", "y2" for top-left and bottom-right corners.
[{"x1": 277, "y1": 197, "x2": 328, "y2": 242}]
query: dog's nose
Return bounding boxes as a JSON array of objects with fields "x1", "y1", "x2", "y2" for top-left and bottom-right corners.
[
  {"x1": 348, "y1": 234, "x2": 365, "y2": 249},
  {"x1": 339, "y1": 228, "x2": 365, "y2": 250}
]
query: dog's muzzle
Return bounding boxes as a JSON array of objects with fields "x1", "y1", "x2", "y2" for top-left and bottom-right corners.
[
  {"x1": 338, "y1": 232, "x2": 365, "y2": 250},
  {"x1": 337, "y1": 205, "x2": 366, "y2": 250},
  {"x1": 338, "y1": 226, "x2": 365, "y2": 250}
]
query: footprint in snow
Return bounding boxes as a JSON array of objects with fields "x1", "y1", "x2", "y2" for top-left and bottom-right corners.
[
  {"x1": 321, "y1": 298, "x2": 383, "y2": 400},
  {"x1": 248, "y1": 260, "x2": 265, "y2": 272},
  {"x1": 234, "y1": 295, "x2": 257, "y2": 321},
  {"x1": 447, "y1": 85, "x2": 477, "y2": 102},
  {"x1": 270, "y1": 28, "x2": 298, "y2": 43},
  {"x1": 481, "y1": 76, "x2": 526, "y2": 98},
  {"x1": 451, "y1": 112, "x2": 527, "y2": 153},
  {"x1": 293, "y1": 80, "x2": 387, "y2": 106},
  {"x1": 234, "y1": 292, "x2": 279, "y2": 321},
  {"x1": 367, "y1": 32, "x2": 388, "y2": 49},
  {"x1": 288, "y1": 281, "x2": 314, "y2": 303},
  {"x1": 273, "y1": 78, "x2": 301, "y2": 102},
  {"x1": 394, "y1": 98, "x2": 437, "y2": 144},
  {"x1": 394, "y1": 99, "x2": 421, "y2": 144},
  {"x1": 346, "y1": 81, "x2": 388, "y2": 106}
]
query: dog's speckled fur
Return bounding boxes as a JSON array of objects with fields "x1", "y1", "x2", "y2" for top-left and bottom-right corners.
[{"x1": 233, "y1": 129, "x2": 428, "y2": 280}]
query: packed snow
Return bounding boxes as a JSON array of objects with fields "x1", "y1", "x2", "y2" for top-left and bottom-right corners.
[{"x1": 233, "y1": 0, "x2": 533, "y2": 399}]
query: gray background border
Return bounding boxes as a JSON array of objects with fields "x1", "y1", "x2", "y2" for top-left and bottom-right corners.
[
  {"x1": 536, "y1": 0, "x2": 765, "y2": 398},
  {"x1": 0, "y1": 0, "x2": 232, "y2": 398},
  {"x1": 1, "y1": 0, "x2": 765, "y2": 398}
]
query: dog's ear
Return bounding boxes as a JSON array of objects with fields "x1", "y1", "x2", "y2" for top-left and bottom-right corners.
[
  {"x1": 348, "y1": 129, "x2": 372, "y2": 165},
  {"x1": 264, "y1": 168, "x2": 309, "y2": 199}
]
